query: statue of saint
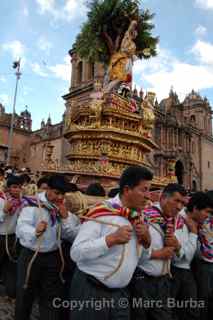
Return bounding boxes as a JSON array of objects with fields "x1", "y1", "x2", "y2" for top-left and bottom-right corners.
[
  {"x1": 104, "y1": 20, "x2": 138, "y2": 92},
  {"x1": 142, "y1": 92, "x2": 156, "y2": 138}
]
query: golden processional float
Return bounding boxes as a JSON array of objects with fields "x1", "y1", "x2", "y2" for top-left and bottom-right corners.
[{"x1": 62, "y1": 6, "x2": 176, "y2": 197}]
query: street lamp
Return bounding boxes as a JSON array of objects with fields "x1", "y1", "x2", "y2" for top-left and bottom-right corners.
[{"x1": 6, "y1": 58, "x2": 22, "y2": 165}]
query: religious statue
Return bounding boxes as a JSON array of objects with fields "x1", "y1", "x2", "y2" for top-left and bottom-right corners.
[
  {"x1": 104, "y1": 20, "x2": 138, "y2": 93},
  {"x1": 167, "y1": 159, "x2": 177, "y2": 182},
  {"x1": 64, "y1": 106, "x2": 72, "y2": 130},
  {"x1": 89, "y1": 80, "x2": 105, "y2": 128},
  {"x1": 141, "y1": 92, "x2": 156, "y2": 138}
]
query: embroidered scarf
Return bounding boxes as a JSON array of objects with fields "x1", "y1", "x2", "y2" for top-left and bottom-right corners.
[
  {"x1": 0, "y1": 192, "x2": 59, "y2": 226},
  {"x1": 84, "y1": 200, "x2": 144, "y2": 225},
  {"x1": 0, "y1": 191, "x2": 22, "y2": 215},
  {"x1": 144, "y1": 205, "x2": 184, "y2": 235},
  {"x1": 199, "y1": 217, "x2": 213, "y2": 262}
]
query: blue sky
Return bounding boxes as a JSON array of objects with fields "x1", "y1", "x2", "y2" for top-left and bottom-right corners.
[{"x1": 1, "y1": 0, "x2": 213, "y2": 130}]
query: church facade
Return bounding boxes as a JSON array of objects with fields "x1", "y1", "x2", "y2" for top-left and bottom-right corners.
[{"x1": 152, "y1": 89, "x2": 213, "y2": 191}]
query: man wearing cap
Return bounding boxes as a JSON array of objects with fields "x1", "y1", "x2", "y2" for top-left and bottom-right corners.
[
  {"x1": 15, "y1": 174, "x2": 80, "y2": 320},
  {"x1": 0, "y1": 175, "x2": 22, "y2": 298}
]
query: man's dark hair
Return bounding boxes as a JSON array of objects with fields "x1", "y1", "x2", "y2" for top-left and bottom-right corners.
[
  {"x1": 0, "y1": 168, "x2": 4, "y2": 176},
  {"x1": 119, "y1": 165, "x2": 153, "y2": 194},
  {"x1": 7, "y1": 175, "x2": 22, "y2": 188},
  {"x1": 206, "y1": 190, "x2": 213, "y2": 201},
  {"x1": 20, "y1": 174, "x2": 31, "y2": 184},
  {"x1": 37, "y1": 176, "x2": 49, "y2": 188},
  {"x1": 187, "y1": 192, "x2": 213, "y2": 212},
  {"x1": 162, "y1": 183, "x2": 186, "y2": 197},
  {"x1": 48, "y1": 174, "x2": 78, "y2": 193},
  {"x1": 108, "y1": 187, "x2": 120, "y2": 198},
  {"x1": 86, "y1": 183, "x2": 106, "y2": 197}
]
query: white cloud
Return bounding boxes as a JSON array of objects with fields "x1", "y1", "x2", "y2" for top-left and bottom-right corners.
[
  {"x1": 35, "y1": 0, "x2": 86, "y2": 22},
  {"x1": 36, "y1": 0, "x2": 55, "y2": 14},
  {"x1": 23, "y1": 7, "x2": 29, "y2": 16},
  {"x1": 2, "y1": 40, "x2": 25, "y2": 60},
  {"x1": 31, "y1": 62, "x2": 48, "y2": 77},
  {"x1": 195, "y1": 25, "x2": 207, "y2": 37},
  {"x1": 30, "y1": 55, "x2": 71, "y2": 80},
  {"x1": 192, "y1": 40, "x2": 213, "y2": 65},
  {"x1": 64, "y1": 0, "x2": 86, "y2": 21},
  {"x1": 195, "y1": 0, "x2": 213, "y2": 9},
  {"x1": 37, "y1": 36, "x2": 53, "y2": 54},
  {"x1": 48, "y1": 55, "x2": 71, "y2": 81},
  {"x1": 0, "y1": 76, "x2": 6, "y2": 83},
  {"x1": 0, "y1": 94, "x2": 10, "y2": 106},
  {"x1": 133, "y1": 46, "x2": 213, "y2": 102}
]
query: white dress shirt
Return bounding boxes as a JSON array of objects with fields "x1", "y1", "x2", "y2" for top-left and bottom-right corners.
[
  {"x1": 16, "y1": 192, "x2": 80, "y2": 252},
  {"x1": 71, "y1": 194, "x2": 149, "y2": 288},
  {"x1": 173, "y1": 210, "x2": 198, "y2": 269},
  {"x1": 0, "y1": 198, "x2": 18, "y2": 235},
  {"x1": 139, "y1": 205, "x2": 197, "y2": 275},
  {"x1": 138, "y1": 222, "x2": 166, "y2": 276},
  {"x1": 138, "y1": 203, "x2": 169, "y2": 276}
]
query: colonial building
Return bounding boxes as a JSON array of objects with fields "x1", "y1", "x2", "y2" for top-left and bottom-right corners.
[
  {"x1": 26, "y1": 115, "x2": 70, "y2": 173},
  {"x1": 152, "y1": 89, "x2": 213, "y2": 191},
  {"x1": 0, "y1": 103, "x2": 32, "y2": 166}
]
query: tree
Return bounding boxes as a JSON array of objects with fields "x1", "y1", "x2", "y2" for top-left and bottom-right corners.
[{"x1": 75, "y1": 0, "x2": 158, "y2": 65}]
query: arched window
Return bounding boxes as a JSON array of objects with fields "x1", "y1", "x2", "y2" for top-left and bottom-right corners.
[
  {"x1": 192, "y1": 180, "x2": 197, "y2": 192},
  {"x1": 175, "y1": 160, "x2": 184, "y2": 185},
  {"x1": 190, "y1": 115, "x2": 196, "y2": 126},
  {"x1": 77, "y1": 61, "x2": 83, "y2": 84}
]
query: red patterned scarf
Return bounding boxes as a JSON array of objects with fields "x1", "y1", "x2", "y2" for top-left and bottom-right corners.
[{"x1": 84, "y1": 200, "x2": 144, "y2": 225}]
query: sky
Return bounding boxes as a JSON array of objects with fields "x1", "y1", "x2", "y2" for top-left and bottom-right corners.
[{"x1": 1, "y1": 0, "x2": 213, "y2": 130}]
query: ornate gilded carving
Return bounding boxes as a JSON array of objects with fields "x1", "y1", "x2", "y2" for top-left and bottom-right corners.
[
  {"x1": 64, "y1": 85, "x2": 169, "y2": 187},
  {"x1": 89, "y1": 81, "x2": 105, "y2": 128},
  {"x1": 142, "y1": 92, "x2": 156, "y2": 138},
  {"x1": 167, "y1": 159, "x2": 177, "y2": 182}
]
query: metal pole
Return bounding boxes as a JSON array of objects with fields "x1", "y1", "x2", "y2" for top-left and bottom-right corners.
[{"x1": 6, "y1": 59, "x2": 21, "y2": 166}]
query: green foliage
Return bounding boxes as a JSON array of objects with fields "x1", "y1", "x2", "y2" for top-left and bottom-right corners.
[{"x1": 75, "y1": 0, "x2": 158, "y2": 65}]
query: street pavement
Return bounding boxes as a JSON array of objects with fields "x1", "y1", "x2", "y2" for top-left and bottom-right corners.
[{"x1": 0, "y1": 284, "x2": 39, "y2": 320}]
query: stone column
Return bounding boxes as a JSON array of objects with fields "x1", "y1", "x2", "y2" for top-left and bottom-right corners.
[{"x1": 71, "y1": 53, "x2": 78, "y2": 88}]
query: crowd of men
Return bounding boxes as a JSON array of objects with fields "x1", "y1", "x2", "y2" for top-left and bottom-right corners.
[{"x1": 0, "y1": 164, "x2": 212, "y2": 320}]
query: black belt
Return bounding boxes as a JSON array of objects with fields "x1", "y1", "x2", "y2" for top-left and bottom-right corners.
[
  {"x1": 85, "y1": 272, "x2": 122, "y2": 292},
  {"x1": 134, "y1": 267, "x2": 169, "y2": 280},
  {"x1": 23, "y1": 247, "x2": 59, "y2": 256}
]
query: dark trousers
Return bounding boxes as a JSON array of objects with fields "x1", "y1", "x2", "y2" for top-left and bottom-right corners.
[
  {"x1": 192, "y1": 258, "x2": 213, "y2": 320},
  {"x1": 171, "y1": 266, "x2": 199, "y2": 320},
  {"x1": 61, "y1": 240, "x2": 76, "y2": 320},
  {"x1": 70, "y1": 268, "x2": 130, "y2": 320},
  {"x1": 0, "y1": 234, "x2": 17, "y2": 298},
  {"x1": 130, "y1": 268, "x2": 173, "y2": 320},
  {"x1": 15, "y1": 247, "x2": 64, "y2": 320}
]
